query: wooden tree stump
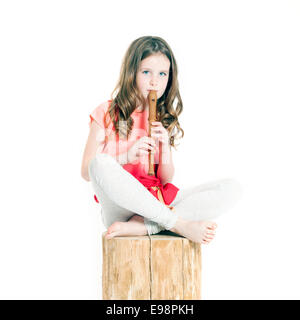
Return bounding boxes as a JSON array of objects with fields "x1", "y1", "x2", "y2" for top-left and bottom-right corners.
[{"x1": 102, "y1": 232, "x2": 201, "y2": 300}]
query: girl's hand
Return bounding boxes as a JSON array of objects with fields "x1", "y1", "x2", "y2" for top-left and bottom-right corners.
[
  {"x1": 150, "y1": 122, "x2": 169, "y2": 146},
  {"x1": 127, "y1": 136, "x2": 157, "y2": 163}
]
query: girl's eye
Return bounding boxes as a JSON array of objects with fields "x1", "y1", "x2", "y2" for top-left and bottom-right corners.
[{"x1": 142, "y1": 71, "x2": 167, "y2": 76}]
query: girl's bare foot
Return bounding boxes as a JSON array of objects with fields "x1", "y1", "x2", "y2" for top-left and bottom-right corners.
[
  {"x1": 105, "y1": 215, "x2": 147, "y2": 239},
  {"x1": 171, "y1": 217, "x2": 217, "y2": 244}
]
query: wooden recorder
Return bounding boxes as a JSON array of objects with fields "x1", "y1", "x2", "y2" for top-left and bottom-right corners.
[{"x1": 148, "y1": 90, "x2": 157, "y2": 176}]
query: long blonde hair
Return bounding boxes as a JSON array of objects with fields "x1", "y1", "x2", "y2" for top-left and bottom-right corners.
[{"x1": 105, "y1": 36, "x2": 184, "y2": 149}]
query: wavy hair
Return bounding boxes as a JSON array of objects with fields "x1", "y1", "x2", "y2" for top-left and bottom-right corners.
[{"x1": 105, "y1": 36, "x2": 184, "y2": 149}]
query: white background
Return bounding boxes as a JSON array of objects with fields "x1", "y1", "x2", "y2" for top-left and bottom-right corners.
[{"x1": 0, "y1": 0, "x2": 299, "y2": 299}]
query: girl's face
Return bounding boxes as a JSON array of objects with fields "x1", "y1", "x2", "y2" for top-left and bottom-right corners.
[{"x1": 136, "y1": 53, "x2": 170, "y2": 107}]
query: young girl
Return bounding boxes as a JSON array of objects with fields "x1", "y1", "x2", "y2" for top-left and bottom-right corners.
[{"x1": 81, "y1": 36, "x2": 242, "y2": 244}]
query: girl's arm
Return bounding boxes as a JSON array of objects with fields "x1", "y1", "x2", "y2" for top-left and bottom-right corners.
[
  {"x1": 82, "y1": 120, "x2": 135, "y2": 181},
  {"x1": 81, "y1": 120, "x2": 106, "y2": 181}
]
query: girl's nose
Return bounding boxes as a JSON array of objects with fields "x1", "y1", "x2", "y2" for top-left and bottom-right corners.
[{"x1": 150, "y1": 76, "x2": 158, "y2": 86}]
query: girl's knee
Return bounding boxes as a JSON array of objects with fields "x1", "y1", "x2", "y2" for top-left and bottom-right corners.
[
  {"x1": 88, "y1": 157, "x2": 97, "y2": 179},
  {"x1": 88, "y1": 153, "x2": 115, "y2": 176},
  {"x1": 95, "y1": 153, "x2": 115, "y2": 165},
  {"x1": 219, "y1": 178, "x2": 243, "y2": 203}
]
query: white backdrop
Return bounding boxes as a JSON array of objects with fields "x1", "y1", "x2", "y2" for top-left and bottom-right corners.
[{"x1": 0, "y1": 0, "x2": 299, "y2": 299}]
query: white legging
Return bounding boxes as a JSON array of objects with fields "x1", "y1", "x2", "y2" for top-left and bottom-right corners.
[{"x1": 88, "y1": 153, "x2": 243, "y2": 235}]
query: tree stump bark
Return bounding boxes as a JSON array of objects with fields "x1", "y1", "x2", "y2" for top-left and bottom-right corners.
[{"x1": 102, "y1": 232, "x2": 201, "y2": 300}]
